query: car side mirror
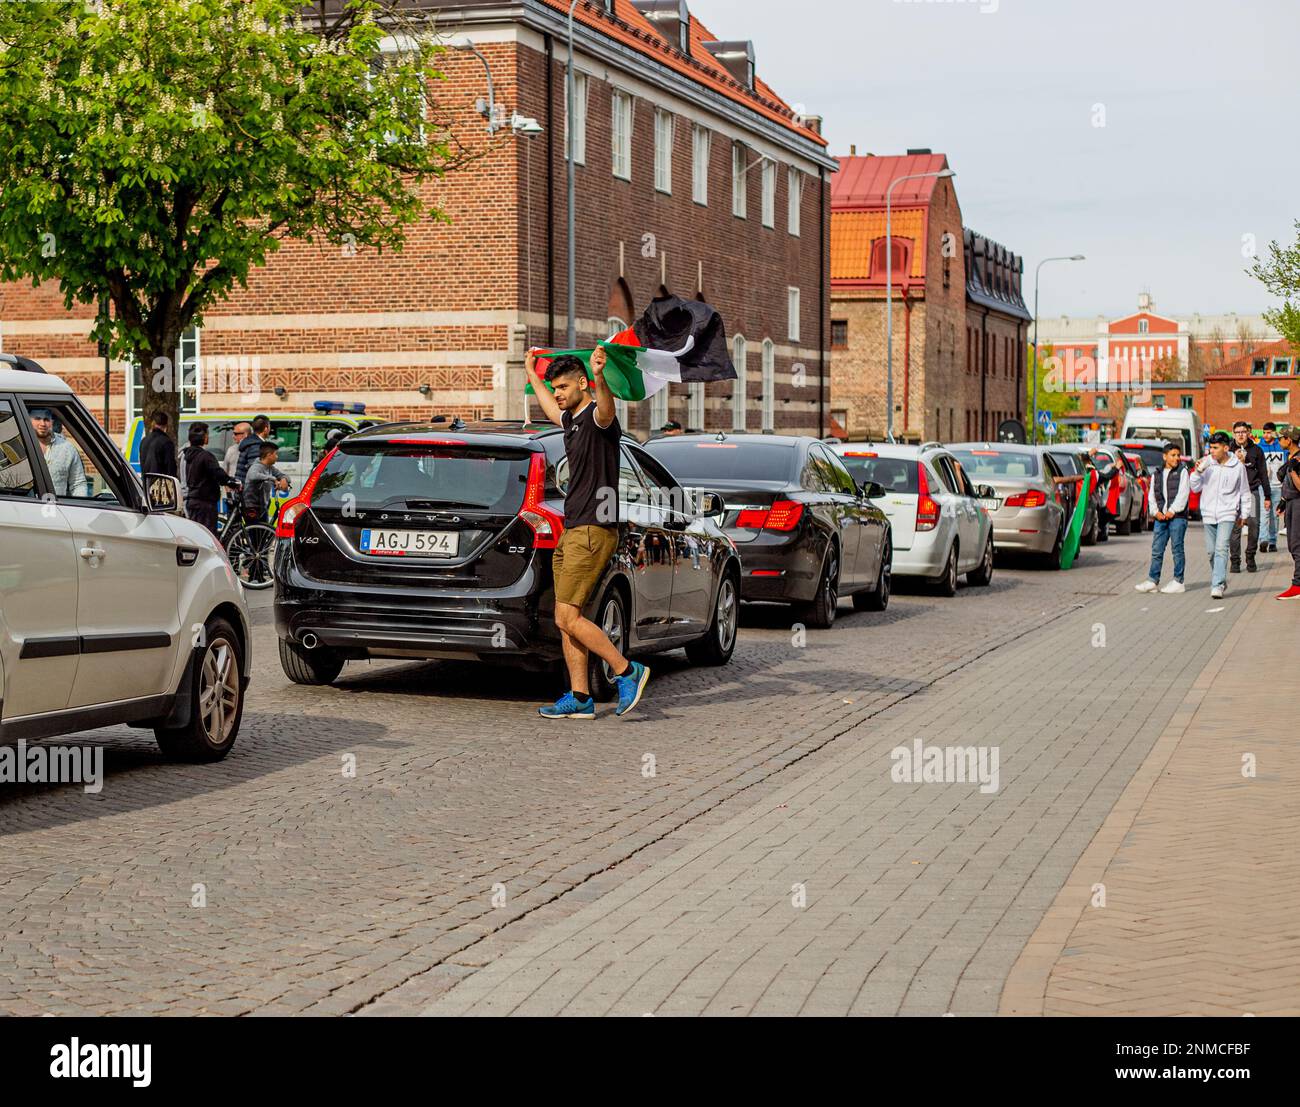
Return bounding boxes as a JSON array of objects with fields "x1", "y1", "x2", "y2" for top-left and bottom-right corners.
[
  {"x1": 975, "y1": 484, "x2": 997, "y2": 500},
  {"x1": 859, "y1": 481, "x2": 885, "y2": 499},
  {"x1": 144, "y1": 473, "x2": 182, "y2": 514},
  {"x1": 697, "y1": 491, "x2": 726, "y2": 516}
]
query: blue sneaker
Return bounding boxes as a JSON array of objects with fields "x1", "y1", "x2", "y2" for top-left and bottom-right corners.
[
  {"x1": 614, "y1": 661, "x2": 650, "y2": 718},
  {"x1": 539, "y1": 692, "x2": 595, "y2": 720}
]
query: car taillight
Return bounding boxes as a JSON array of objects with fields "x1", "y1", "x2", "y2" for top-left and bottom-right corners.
[
  {"x1": 1005, "y1": 489, "x2": 1047, "y2": 508},
  {"x1": 275, "y1": 446, "x2": 337, "y2": 538},
  {"x1": 916, "y1": 463, "x2": 939, "y2": 531},
  {"x1": 518, "y1": 451, "x2": 564, "y2": 549},
  {"x1": 735, "y1": 500, "x2": 804, "y2": 532}
]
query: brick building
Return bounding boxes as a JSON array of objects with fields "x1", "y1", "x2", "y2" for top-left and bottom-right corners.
[
  {"x1": 1203, "y1": 339, "x2": 1300, "y2": 432},
  {"x1": 0, "y1": 0, "x2": 834, "y2": 441},
  {"x1": 828, "y1": 153, "x2": 1029, "y2": 443}
]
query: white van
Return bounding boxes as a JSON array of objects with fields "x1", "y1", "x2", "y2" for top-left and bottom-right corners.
[{"x1": 1120, "y1": 406, "x2": 1203, "y2": 460}]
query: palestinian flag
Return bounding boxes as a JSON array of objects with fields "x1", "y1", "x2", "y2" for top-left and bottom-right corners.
[
  {"x1": 1059, "y1": 469, "x2": 1096, "y2": 570},
  {"x1": 527, "y1": 294, "x2": 736, "y2": 402}
]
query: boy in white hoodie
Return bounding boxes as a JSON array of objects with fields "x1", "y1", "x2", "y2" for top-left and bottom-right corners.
[{"x1": 1190, "y1": 431, "x2": 1254, "y2": 599}]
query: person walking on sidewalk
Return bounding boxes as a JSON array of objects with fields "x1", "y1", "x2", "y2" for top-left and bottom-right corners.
[
  {"x1": 1274, "y1": 426, "x2": 1300, "y2": 600},
  {"x1": 1135, "y1": 441, "x2": 1190, "y2": 594},
  {"x1": 525, "y1": 347, "x2": 651, "y2": 719},
  {"x1": 1229, "y1": 420, "x2": 1270, "y2": 573},
  {"x1": 1259, "y1": 422, "x2": 1285, "y2": 552},
  {"x1": 1191, "y1": 431, "x2": 1254, "y2": 599}
]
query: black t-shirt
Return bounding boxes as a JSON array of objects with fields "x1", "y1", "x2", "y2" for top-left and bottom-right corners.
[{"x1": 562, "y1": 401, "x2": 621, "y2": 528}]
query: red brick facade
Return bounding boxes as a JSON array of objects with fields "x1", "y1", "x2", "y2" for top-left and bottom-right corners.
[{"x1": 0, "y1": 2, "x2": 834, "y2": 442}]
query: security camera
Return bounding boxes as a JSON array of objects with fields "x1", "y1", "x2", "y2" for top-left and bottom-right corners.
[{"x1": 510, "y1": 114, "x2": 544, "y2": 137}]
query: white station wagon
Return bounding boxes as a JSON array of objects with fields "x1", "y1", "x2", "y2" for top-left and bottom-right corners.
[{"x1": 0, "y1": 355, "x2": 251, "y2": 760}]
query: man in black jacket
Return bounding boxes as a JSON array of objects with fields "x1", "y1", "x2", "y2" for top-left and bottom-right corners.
[
  {"x1": 138, "y1": 411, "x2": 178, "y2": 478},
  {"x1": 182, "y1": 422, "x2": 240, "y2": 535},
  {"x1": 1230, "y1": 420, "x2": 1270, "y2": 573}
]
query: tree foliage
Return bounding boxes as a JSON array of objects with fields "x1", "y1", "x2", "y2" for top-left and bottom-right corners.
[
  {"x1": 0, "y1": 0, "x2": 466, "y2": 428},
  {"x1": 1252, "y1": 220, "x2": 1300, "y2": 351}
]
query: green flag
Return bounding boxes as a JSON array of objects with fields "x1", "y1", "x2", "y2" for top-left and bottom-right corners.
[{"x1": 1059, "y1": 470, "x2": 1096, "y2": 569}]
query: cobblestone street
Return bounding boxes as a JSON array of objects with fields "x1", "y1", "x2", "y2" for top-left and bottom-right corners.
[{"x1": 0, "y1": 532, "x2": 1292, "y2": 1016}]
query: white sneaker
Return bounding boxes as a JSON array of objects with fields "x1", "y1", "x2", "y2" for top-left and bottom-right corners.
[
  {"x1": 1210, "y1": 585, "x2": 1224, "y2": 599},
  {"x1": 1135, "y1": 579, "x2": 1158, "y2": 593},
  {"x1": 1160, "y1": 580, "x2": 1185, "y2": 594}
]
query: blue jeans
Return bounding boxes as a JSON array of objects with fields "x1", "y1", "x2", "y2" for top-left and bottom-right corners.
[
  {"x1": 1262, "y1": 483, "x2": 1280, "y2": 544},
  {"x1": 1203, "y1": 520, "x2": 1235, "y2": 589},
  {"x1": 1147, "y1": 516, "x2": 1187, "y2": 583}
]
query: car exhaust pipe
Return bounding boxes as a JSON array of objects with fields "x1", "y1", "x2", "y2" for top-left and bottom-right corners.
[{"x1": 301, "y1": 632, "x2": 319, "y2": 650}]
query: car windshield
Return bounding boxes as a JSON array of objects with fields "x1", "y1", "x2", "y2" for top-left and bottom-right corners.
[
  {"x1": 644, "y1": 439, "x2": 796, "y2": 483},
  {"x1": 1115, "y1": 444, "x2": 1168, "y2": 471},
  {"x1": 310, "y1": 442, "x2": 532, "y2": 513},
  {"x1": 839, "y1": 452, "x2": 918, "y2": 493},
  {"x1": 949, "y1": 449, "x2": 1040, "y2": 480}
]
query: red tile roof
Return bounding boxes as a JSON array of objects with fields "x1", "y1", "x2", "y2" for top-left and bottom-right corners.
[
  {"x1": 539, "y1": 0, "x2": 824, "y2": 146},
  {"x1": 831, "y1": 154, "x2": 951, "y2": 210},
  {"x1": 1210, "y1": 339, "x2": 1298, "y2": 376}
]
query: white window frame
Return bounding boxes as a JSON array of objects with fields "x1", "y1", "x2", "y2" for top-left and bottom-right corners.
[
  {"x1": 1233, "y1": 389, "x2": 1252, "y2": 408},
  {"x1": 129, "y1": 325, "x2": 200, "y2": 418},
  {"x1": 611, "y1": 89, "x2": 632, "y2": 181},
  {"x1": 688, "y1": 382, "x2": 705, "y2": 429},
  {"x1": 650, "y1": 383, "x2": 669, "y2": 429},
  {"x1": 787, "y1": 287, "x2": 800, "y2": 343},
  {"x1": 1271, "y1": 388, "x2": 1289, "y2": 412},
  {"x1": 787, "y1": 166, "x2": 802, "y2": 237},
  {"x1": 731, "y1": 335, "x2": 747, "y2": 431},
  {"x1": 692, "y1": 124, "x2": 710, "y2": 205},
  {"x1": 761, "y1": 160, "x2": 775, "y2": 228},
  {"x1": 1138, "y1": 319, "x2": 1149, "y2": 333},
  {"x1": 731, "y1": 143, "x2": 746, "y2": 219},
  {"x1": 654, "y1": 109, "x2": 673, "y2": 194},
  {"x1": 761, "y1": 338, "x2": 775, "y2": 431},
  {"x1": 565, "y1": 70, "x2": 588, "y2": 165}
]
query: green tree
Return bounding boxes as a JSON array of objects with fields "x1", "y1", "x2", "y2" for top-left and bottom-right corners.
[
  {"x1": 1026, "y1": 341, "x2": 1078, "y2": 438},
  {"x1": 1252, "y1": 220, "x2": 1300, "y2": 349},
  {"x1": 0, "y1": 0, "x2": 464, "y2": 435}
]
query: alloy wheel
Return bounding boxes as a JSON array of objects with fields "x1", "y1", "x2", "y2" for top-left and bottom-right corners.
[
  {"x1": 600, "y1": 594, "x2": 625, "y2": 684},
  {"x1": 716, "y1": 577, "x2": 738, "y2": 652},
  {"x1": 198, "y1": 636, "x2": 240, "y2": 745}
]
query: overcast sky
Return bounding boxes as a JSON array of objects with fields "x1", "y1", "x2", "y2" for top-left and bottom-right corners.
[{"x1": 693, "y1": 0, "x2": 1300, "y2": 319}]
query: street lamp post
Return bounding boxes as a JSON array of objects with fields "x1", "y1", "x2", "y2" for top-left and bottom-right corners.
[
  {"x1": 1031, "y1": 254, "x2": 1085, "y2": 444},
  {"x1": 885, "y1": 167, "x2": 954, "y2": 441}
]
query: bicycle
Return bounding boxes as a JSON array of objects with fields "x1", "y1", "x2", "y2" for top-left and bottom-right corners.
[{"x1": 218, "y1": 493, "x2": 281, "y2": 591}]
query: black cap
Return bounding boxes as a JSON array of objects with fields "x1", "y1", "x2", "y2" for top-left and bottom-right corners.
[
  {"x1": 659, "y1": 420, "x2": 682, "y2": 432},
  {"x1": 1208, "y1": 431, "x2": 1233, "y2": 446}
]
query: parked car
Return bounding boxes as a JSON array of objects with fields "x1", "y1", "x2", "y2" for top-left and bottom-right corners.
[
  {"x1": 831, "y1": 441, "x2": 995, "y2": 594},
  {"x1": 948, "y1": 443, "x2": 1068, "y2": 567},
  {"x1": 1121, "y1": 405, "x2": 1202, "y2": 461},
  {"x1": 1122, "y1": 452, "x2": 1153, "y2": 531},
  {"x1": 273, "y1": 422, "x2": 743, "y2": 701},
  {"x1": 1110, "y1": 436, "x2": 1201, "y2": 520},
  {"x1": 643, "y1": 433, "x2": 891, "y2": 625},
  {"x1": 0, "y1": 354, "x2": 252, "y2": 760},
  {"x1": 1044, "y1": 447, "x2": 1101, "y2": 545},
  {"x1": 1055, "y1": 443, "x2": 1136, "y2": 536}
]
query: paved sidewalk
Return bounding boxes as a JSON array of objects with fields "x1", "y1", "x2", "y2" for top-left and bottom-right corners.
[
  {"x1": 1003, "y1": 557, "x2": 1300, "y2": 1016},
  {"x1": 424, "y1": 548, "x2": 1282, "y2": 1016}
]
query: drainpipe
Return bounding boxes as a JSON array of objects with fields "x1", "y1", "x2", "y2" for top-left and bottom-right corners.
[
  {"x1": 818, "y1": 166, "x2": 826, "y2": 439},
  {"x1": 545, "y1": 33, "x2": 555, "y2": 346},
  {"x1": 980, "y1": 307, "x2": 989, "y2": 438},
  {"x1": 902, "y1": 285, "x2": 912, "y2": 438}
]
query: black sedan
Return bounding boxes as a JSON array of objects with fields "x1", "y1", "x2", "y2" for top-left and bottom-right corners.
[
  {"x1": 272, "y1": 422, "x2": 743, "y2": 701},
  {"x1": 643, "y1": 433, "x2": 892, "y2": 628}
]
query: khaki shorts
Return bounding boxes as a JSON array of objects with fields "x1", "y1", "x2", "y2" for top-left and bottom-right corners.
[{"x1": 552, "y1": 524, "x2": 618, "y2": 608}]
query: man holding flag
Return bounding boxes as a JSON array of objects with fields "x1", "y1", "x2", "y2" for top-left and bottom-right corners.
[{"x1": 525, "y1": 344, "x2": 651, "y2": 720}]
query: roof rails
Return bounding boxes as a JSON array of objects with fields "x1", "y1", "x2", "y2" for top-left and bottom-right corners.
[
  {"x1": 0, "y1": 353, "x2": 46, "y2": 373},
  {"x1": 917, "y1": 440, "x2": 942, "y2": 452}
]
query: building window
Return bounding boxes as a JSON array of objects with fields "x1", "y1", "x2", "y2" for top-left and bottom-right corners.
[
  {"x1": 1273, "y1": 357, "x2": 1292, "y2": 375},
  {"x1": 731, "y1": 143, "x2": 746, "y2": 218},
  {"x1": 1096, "y1": 395, "x2": 1109, "y2": 412},
  {"x1": 1233, "y1": 389, "x2": 1252, "y2": 408},
  {"x1": 130, "y1": 325, "x2": 200, "y2": 418},
  {"x1": 607, "y1": 316, "x2": 630, "y2": 426},
  {"x1": 688, "y1": 381, "x2": 705, "y2": 429},
  {"x1": 731, "y1": 335, "x2": 747, "y2": 430},
  {"x1": 1138, "y1": 319, "x2": 1149, "y2": 334},
  {"x1": 565, "y1": 71, "x2": 588, "y2": 165},
  {"x1": 692, "y1": 125, "x2": 710, "y2": 205},
  {"x1": 869, "y1": 237, "x2": 911, "y2": 279},
  {"x1": 787, "y1": 167, "x2": 801, "y2": 237},
  {"x1": 653, "y1": 109, "x2": 673, "y2": 194},
  {"x1": 1181, "y1": 395, "x2": 1195, "y2": 409},
  {"x1": 1152, "y1": 394, "x2": 1166, "y2": 407},
  {"x1": 830, "y1": 319, "x2": 848, "y2": 349},
  {"x1": 761, "y1": 159, "x2": 775, "y2": 228},
  {"x1": 1271, "y1": 389, "x2": 1289, "y2": 412},
  {"x1": 761, "y1": 338, "x2": 775, "y2": 431},
  {"x1": 611, "y1": 90, "x2": 632, "y2": 180},
  {"x1": 787, "y1": 287, "x2": 800, "y2": 343},
  {"x1": 1252, "y1": 358, "x2": 1267, "y2": 375}
]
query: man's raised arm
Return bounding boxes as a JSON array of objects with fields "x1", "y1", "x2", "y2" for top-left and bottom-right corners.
[
  {"x1": 525, "y1": 349, "x2": 564, "y2": 427},
  {"x1": 590, "y1": 345, "x2": 617, "y2": 430}
]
